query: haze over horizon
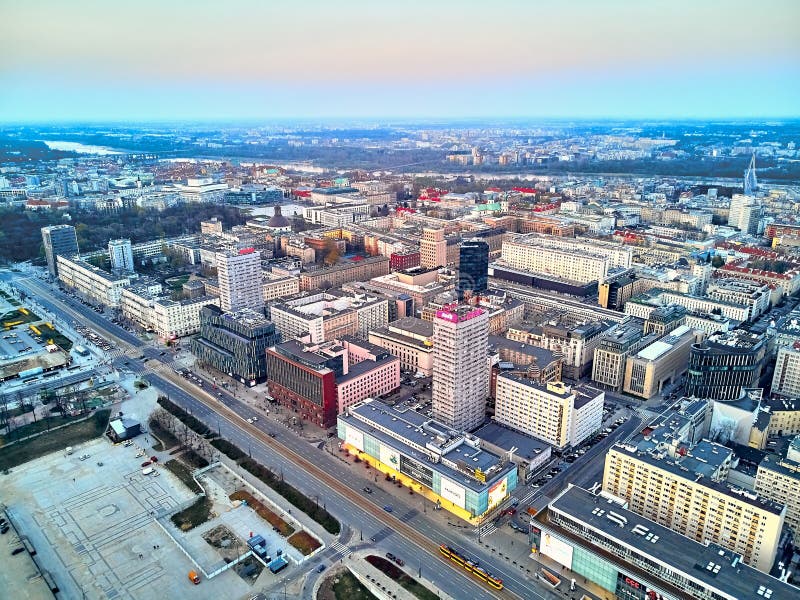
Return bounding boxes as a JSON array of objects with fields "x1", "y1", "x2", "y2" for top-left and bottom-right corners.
[{"x1": 2, "y1": 0, "x2": 799, "y2": 122}]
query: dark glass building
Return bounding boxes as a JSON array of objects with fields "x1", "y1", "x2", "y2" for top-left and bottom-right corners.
[
  {"x1": 41, "y1": 224, "x2": 80, "y2": 277},
  {"x1": 190, "y1": 305, "x2": 280, "y2": 385},
  {"x1": 457, "y1": 239, "x2": 489, "y2": 300},
  {"x1": 685, "y1": 330, "x2": 767, "y2": 401}
]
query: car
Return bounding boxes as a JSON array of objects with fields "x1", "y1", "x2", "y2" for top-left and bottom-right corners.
[
  {"x1": 383, "y1": 505, "x2": 393, "y2": 513},
  {"x1": 150, "y1": 456, "x2": 158, "y2": 463},
  {"x1": 268, "y1": 432, "x2": 276, "y2": 438},
  {"x1": 11, "y1": 547, "x2": 25, "y2": 555},
  {"x1": 395, "y1": 557, "x2": 405, "y2": 566},
  {"x1": 140, "y1": 461, "x2": 151, "y2": 468},
  {"x1": 317, "y1": 564, "x2": 326, "y2": 573},
  {"x1": 0, "y1": 525, "x2": 8, "y2": 534},
  {"x1": 363, "y1": 487, "x2": 373, "y2": 494},
  {"x1": 506, "y1": 508, "x2": 517, "y2": 515},
  {"x1": 386, "y1": 552, "x2": 396, "y2": 561},
  {"x1": 252, "y1": 416, "x2": 258, "y2": 422}
]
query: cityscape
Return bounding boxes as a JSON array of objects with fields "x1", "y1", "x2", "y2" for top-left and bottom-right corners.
[{"x1": 1, "y1": 2, "x2": 800, "y2": 600}]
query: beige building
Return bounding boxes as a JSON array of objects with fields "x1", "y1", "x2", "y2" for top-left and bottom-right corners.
[
  {"x1": 420, "y1": 227, "x2": 447, "y2": 269},
  {"x1": 772, "y1": 343, "x2": 800, "y2": 398},
  {"x1": 494, "y1": 378, "x2": 603, "y2": 449},
  {"x1": 120, "y1": 284, "x2": 219, "y2": 338},
  {"x1": 591, "y1": 321, "x2": 654, "y2": 392},
  {"x1": 603, "y1": 444, "x2": 785, "y2": 573},
  {"x1": 755, "y1": 453, "x2": 800, "y2": 537},
  {"x1": 368, "y1": 317, "x2": 434, "y2": 376},
  {"x1": 622, "y1": 325, "x2": 695, "y2": 398},
  {"x1": 216, "y1": 249, "x2": 262, "y2": 312},
  {"x1": 299, "y1": 256, "x2": 390, "y2": 291},
  {"x1": 262, "y1": 272, "x2": 300, "y2": 302},
  {"x1": 56, "y1": 255, "x2": 130, "y2": 308}
]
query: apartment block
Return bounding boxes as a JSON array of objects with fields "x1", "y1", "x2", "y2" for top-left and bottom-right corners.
[
  {"x1": 299, "y1": 255, "x2": 390, "y2": 291},
  {"x1": 755, "y1": 452, "x2": 800, "y2": 536},
  {"x1": 772, "y1": 342, "x2": 800, "y2": 398},
  {"x1": 216, "y1": 248, "x2": 263, "y2": 312},
  {"x1": 707, "y1": 279, "x2": 771, "y2": 321},
  {"x1": 494, "y1": 378, "x2": 603, "y2": 449},
  {"x1": 262, "y1": 271, "x2": 300, "y2": 302},
  {"x1": 56, "y1": 255, "x2": 130, "y2": 308},
  {"x1": 368, "y1": 317, "x2": 434, "y2": 376},
  {"x1": 41, "y1": 224, "x2": 79, "y2": 277}
]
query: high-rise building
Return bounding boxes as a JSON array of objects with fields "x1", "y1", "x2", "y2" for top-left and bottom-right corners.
[
  {"x1": 772, "y1": 342, "x2": 800, "y2": 398},
  {"x1": 420, "y1": 228, "x2": 447, "y2": 269},
  {"x1": 216, "y1": 248, "x2": 262, "y2": 312},
  {"x1": 728, "y1": 194, "x2": 762, "y2": 234},
  {"x1": 41, "y1": 224, "x2": 79, "y2": 277},
  {"x1": 685, "y1": 330, "x2": 768, "y2": 401},
  {"x1": 432, "y1": 304, "x2": 489, "y2": 432},
  {"x1": 456, "y1": 239, "x2": 489, "y2": 301},
  {"x1": 108, "y1": 238, "x2": 134, "y2": 272}
]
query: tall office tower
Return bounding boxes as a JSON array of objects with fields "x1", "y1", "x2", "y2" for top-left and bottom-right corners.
[
  {"x1": 216, "y1": 248, "x2": 262, "y2": 312},
  {"x1": 457, "y1": 239, "x2": 489, "y2": 301},
  {"x1": 432, "y1": 304, "x2": 489, "y2": 431},
  {"x1": 691, "y1": 259, "x2": 713, "y2": 295},
  {"x1": 420, "y1": 228, "x2": 447, "y2": 269},
  {"x1": 744, "y1": 153, "x2": 758, "y2": 196},
  {"x1": 728, "y1": 194, "x2": 762, "y2": 234},
  {"x1": 41, "y1": 224, "x2": 80, "y2": 277},
  {"x1": 108, "y1": 239, "x2": 134, "y2": 272},
  {"x1": 772, "y1": 342, "x2": 800, "y2": 398}
]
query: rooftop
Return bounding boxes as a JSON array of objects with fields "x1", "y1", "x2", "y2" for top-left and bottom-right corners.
[{"x1": 547, "y1": 486, "x2": 797, "y2": 600}]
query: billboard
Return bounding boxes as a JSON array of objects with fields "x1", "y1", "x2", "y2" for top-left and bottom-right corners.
[
  {"x1": 440, "y1": 479, "x2": 466, "y2": 508},
  {"x1": 400, "y1": 455, "x2": 433, "y2": 487},
  {"x1": 380, "y1": 445, "x2": 400, "y2": 471},
  {"x1": 540, "y1": 532, "x2": 574, "y2": 570},
  {"x1": 488, "y1": 476, "x2": 508, "y2": 507},
  {"x1": 345, "y1": 427, "x2": 364, "y2": 451}
]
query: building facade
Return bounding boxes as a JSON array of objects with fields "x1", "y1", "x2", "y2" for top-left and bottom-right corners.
[
  {"x1": 108, "y1": 238, "x2": 134, "y2": 273},
  {"x1": 217, "y1": 248, "x2": 263, "y2": 312},
  {"x1": 685, "y1": 330, "x2": 768, "y2": 401},
  {"x1": 56, "y1": 255, "x2": 130, "y2": 307},
  {"x1": 772, "y1": 342, "x2": 800, "y2": 398},
  {"x1": 457, "y1": 239, "x2": 489, "y2": 300},
  {"x1": 622, "y1": 326, "x2": 695, "y2": 399},
  {"x1": 41, "y1": 224, "x2": 79, "y2": 277},
  {"x1": 432, "y1": 305, "x2": 489, "y2": 432},
  {"x1": 190, "y1": 305, "x2": 280, "y2": 385},
  {"x1": 368, "y1": 317, "x2": 434, "y2": 375}
]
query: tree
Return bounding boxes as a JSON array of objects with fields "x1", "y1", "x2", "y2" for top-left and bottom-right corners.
[
  {"x1": 711, "y1": 255, "x2": 725, "y2": 268},
  {"x1": 323, "y1": 239, "x2": 340, "y2": 266}
]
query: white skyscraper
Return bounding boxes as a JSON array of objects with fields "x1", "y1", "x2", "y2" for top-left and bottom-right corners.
[
  {"x1": 432, "y1": 304, "x2": 489, "y2": 432},
  {"x1": 108, "y1": 239, "x2": 134, "y2": 273},
  {"x1": 728, "y1": 194, "x2": 762, "y2": 234},
  {"x1": 772, "y1": 342, "x2": 800, "y2": 398},
  {"x1": 216, "y1": 249, "x2": 262, "y2": 312}
]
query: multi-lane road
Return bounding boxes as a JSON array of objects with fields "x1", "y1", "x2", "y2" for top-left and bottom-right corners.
[{"x1": 11, "y1": 273, "x2": 574, "y2": 600}]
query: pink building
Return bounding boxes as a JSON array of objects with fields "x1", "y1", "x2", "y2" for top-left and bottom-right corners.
[{"x1": 336, "y1": 337, "x2": 401, "y2": 414}]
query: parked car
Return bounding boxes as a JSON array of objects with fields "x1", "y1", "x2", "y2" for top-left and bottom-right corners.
[
  {"x1": 386, "y1": 552, "x2": 396, "y2": 561},
  {"x1": 150, "y1": 456, "x2": 158, "y2": 463},
  {"x1": 395, "y1": 557, "x2": 405, "y2": 566},
  {"x1": 317, "y1": 564, "x2": 325, "y2": 573},
  {"x1": 383, "y1": 505, "x2": 393, "y2": 513},
  {"x1": 363, "y1": 487, "x2": 373, "y2": 494}
]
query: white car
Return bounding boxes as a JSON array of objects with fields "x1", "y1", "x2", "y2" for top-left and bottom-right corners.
[
  {"x1": 252, "y1": 416, "x2": 258, "y2": 422},
  {"x1": 247, "y1": 418, "x2": 253, "y2": 424}
]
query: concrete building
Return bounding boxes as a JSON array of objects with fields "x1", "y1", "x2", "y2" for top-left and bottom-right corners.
[
  {"x1": 200, "y1": 217, "x2": 224, "y2": 235},
  {"x1": 261, "y1": 271, "x2": 300, "y2": 302},
  {"x1": 174, "y1": 177, "x2": 229, "y2": 204},
  {"x1": 685, "y1": 330, "x2": 768, "y2": 401},
  {"x1": 643, "y1": 304, "x2": 687, "y2": 337},
  {"x1": 432, "y1": 305, "x2": 489, "y2": 432},
  {"x1": 420, "y1": 227, "x2": 447, "y2": 269},
  {"x1": 266, "y1": 337, "x2": 399, "y2": 428},
  {"x1": 707, "y1": 279, "x2": 771, "y2": 322},
  {"x1": 531, "y1": 485, "x2": 796, "y2": 600},
  {"x1": 337, "y1": 398, "x2": 517, "y2": 522},
  {"x1": 368, "y1": 317, "x2": 434, "y2": 376},
  {"x1": 120, "y1": 284, "x2": 219, "y2": 338},
  {"x1": 591, "y1": 320, "x2": 654, "y2": 392},
  {"x1": 299, "y1": 255, "x2": 390, "y2": 291},
  {"x1": 755, "y1": 452, "x2": 800, "y2": 537},
  {"x1": 728, "y1": 194, "x2": 762, "y2": 234},
  {"x1": 269, "y1": 290, "x2": 388, "y2": 344},
  {"x1": 190, "y1": 305, "x2": 280, "y2": 385},
  {"x1": 494, "y1": 378, "x2": 603, "y2": 449},
  {"x1": 623, "y1": 325, "x2": 695, "y2": 399},
  {"x1": 217, "y1": 248, "x2": 263, "y2": 312},
  {"x1": 56, "y1": 255, "x2": 130, "y2": 308},
  {"x1": 603, "y1": 438, "x2": 785, "y2": 573},
  {"x1": 625, "y1": 288, "x2": 752, "y2": 323},
  {"x1": 108, "y1": 238, "x2": 134, "y2": 273},
  {"x1": 41, "y1": 224, "x2": 79, "y2": 277},
  {"x1": 772, "y1": 342, "x2": 800, "y2": 398},
  {"x1": 368, "y1": 266, "x2": 451, "y2": 315}
]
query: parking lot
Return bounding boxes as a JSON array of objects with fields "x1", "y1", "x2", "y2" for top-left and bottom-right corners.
[{"x1": 0, "y1": 436, "x2": 255, "y2": 600}]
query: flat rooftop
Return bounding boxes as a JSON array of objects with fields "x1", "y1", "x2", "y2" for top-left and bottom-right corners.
[
  {"x1": 342, "y1": 399, "x2": 513, "y2": 493},
  {"x1": 473, "y1": 421, "x2": 551, "y2": 462},
  {"x1": 547, "y1": 486, "x2": 798, "y2": 600}
]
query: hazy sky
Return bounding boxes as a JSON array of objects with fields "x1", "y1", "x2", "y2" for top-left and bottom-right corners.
[{"x1": 2, "y1": 0, "x2": 799, "y2": 121}]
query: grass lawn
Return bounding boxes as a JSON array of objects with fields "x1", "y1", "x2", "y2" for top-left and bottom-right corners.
[
  {"x1": 365, "y1": 555, "x2": 439, "y2": 600},
  {"x1": 230, "y1": 490, "x2": 295, "y2": 537},
  {"x1": 0, "y1": 409, "x2": 111, "y2": 471},
  {"x1": 171, "y1": 496, "x2": 212, "y2": 531},
  {"x1": 41, "y1": 324, "x2": 73, "y2": 350},
  {"x1": 287, "y1": 530, "x2": 322, "y2": 556},
  {"x1": 165, "y1": 459, "x2": 203, "y2": 494},
  {"x1": 331, "y1": 570, "x2": 377, "y2": 600},
  {"x1": 1, "y1": 307, "x2": 41, "y2": 327},
  {"x1": 166, "y1": 275, "x2": 190, "y2": 291},
  {"x1": 0, "y1": 412, "x2": 89, "y2": 446}
]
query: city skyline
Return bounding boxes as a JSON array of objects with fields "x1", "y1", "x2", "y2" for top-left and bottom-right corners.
[{"x1": 2, "y1": 0, "x2": 799, "y2": 122}]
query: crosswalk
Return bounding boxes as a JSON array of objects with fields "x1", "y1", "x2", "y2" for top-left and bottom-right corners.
[
  {"x1": 327, "y1": 540, "x2": 349, "y2": 559},
  {"x1": 478, "y1": 522, "x2": 498, "y2": 537}
]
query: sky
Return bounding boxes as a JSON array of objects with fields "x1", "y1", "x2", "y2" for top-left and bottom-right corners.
[{"x1": 1, "y1": 0, "x2": 799, "y2": 122}]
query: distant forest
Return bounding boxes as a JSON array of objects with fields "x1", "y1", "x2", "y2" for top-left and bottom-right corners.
[{"x1": 0, "y1": 204, "x2": 246, "y2": 264}]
